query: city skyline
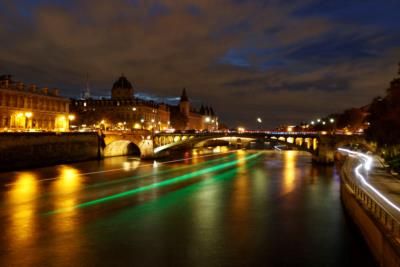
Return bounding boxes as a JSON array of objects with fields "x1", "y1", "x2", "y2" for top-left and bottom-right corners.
[{"x1": 1, "y1": 0, "x2": 400, "y2": 128}]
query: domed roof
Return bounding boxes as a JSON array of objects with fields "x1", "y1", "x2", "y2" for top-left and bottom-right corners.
[{"x1": 112, "y1": 75, "x2": 133, "y2": 90}]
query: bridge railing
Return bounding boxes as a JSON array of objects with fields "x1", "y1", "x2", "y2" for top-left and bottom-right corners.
[
  {"x1": 154, "y1": 131, "x2": 321, "y2": 136},
  {"x1": 341, "y1": 162, "x2": 400, "y2": 240}
]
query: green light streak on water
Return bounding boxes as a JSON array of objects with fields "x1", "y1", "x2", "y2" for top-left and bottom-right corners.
[
  {"x1": 47, "y1": 152, "x2": 261, "y2": 214},
  {"x1": 85, "y1": 153, "x2": 236, "y2": 190},
  {"x1": 38, "y1": 153, "x2": 236, "y2": 201}
]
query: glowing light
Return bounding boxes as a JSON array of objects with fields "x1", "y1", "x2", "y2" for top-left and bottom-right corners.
[
  {"x1": 47, "y1": 153, "x2": 261, "y2": 214},
  {"x1": 311, "y1": 121, "x2": 315, "y2": 125},
  {"x1": 338, "y1": 148, "x2": 400, "y2": 212},
  {"x1": 329, "y1": 118, "x2": 334, "y2": 123},
  {"x1": 132, "y1": 107, "x2": 137, "y2": 111},
  {"x1": 283, "y1": 151, "x2": 296, "y2": 195},
  {"x1": 25, "y1": 112, "x2": 33, "y2": 118},
  {"x1": 205, "y1": 117, "x2": 211, "y2": 123},
  {"x1": 68, "y1": 114, "x2": 75, "y2": 121},
  {"x1": 7, "y1": 172, "x2": 38, "y2": 247},
  {"x1": 237, "y1": 127, "x2": 245, "y2": 133},
  {"x1": 257, "y1": 117, "x2": 262, "y2": 123}
]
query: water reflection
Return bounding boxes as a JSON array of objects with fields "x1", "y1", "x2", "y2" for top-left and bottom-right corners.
[
  {"x1": 282, "y1": 150, "x2": 296, "y2": 195},
  {"x1": 0, "y1": 149, "x2": 375, "y2": 266},
  {"x1": 231, "y1": 150, "x2": 250, "y2": 243},
  {"x1": 51, "y1": 166, "x2": 83, "y2": 232},
  {"x1": 7, "y1": 172, "x2": 39, "y2": 249}
]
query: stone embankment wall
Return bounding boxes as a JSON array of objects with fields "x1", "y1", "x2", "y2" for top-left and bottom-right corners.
[
  {"x1": 340, "y1": 161, "x2": 400, "y2": 267},
  {"x1": 0, "y1": 132, "x2": 99, "y2": 171}
]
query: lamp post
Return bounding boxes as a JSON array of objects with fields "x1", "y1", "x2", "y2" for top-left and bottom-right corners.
[
  {"x1": 257, "y1": 117, "x2": 262, "y2": 131},
  {"x1": 68, "y1": 114, "x2": 75, "y2": 131},
  {"x1": 329, "y1": 118, "x2": 335, "y2": 134},
  {"x1": 205, "y1": 117, "x2": 211, "y2": 131},
  {"x1": 140, "y1": 118, "x2": 145, "y2": 130}
]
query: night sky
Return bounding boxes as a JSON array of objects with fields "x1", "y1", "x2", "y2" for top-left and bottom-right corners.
[{"x1": 1, "y1": 0, "x2": 400, "y2": 128}]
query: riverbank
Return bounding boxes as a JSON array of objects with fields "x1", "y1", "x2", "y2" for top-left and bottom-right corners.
[
  {"x1": 0, "y1": 132, "x2": 99, "y2": 171},
  {"x1": 339, "y1": 150, "x2": 400, "y2": 266}
]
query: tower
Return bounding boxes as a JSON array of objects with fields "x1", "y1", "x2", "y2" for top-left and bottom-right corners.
[
  {"x1": 82, "y1": 73, "x2": 91, "y2": 99},
  {"x1": 179, "y1": 88, "x2": 190, "y2": 117}
]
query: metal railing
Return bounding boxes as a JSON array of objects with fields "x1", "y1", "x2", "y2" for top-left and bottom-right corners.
[{"x1": 341, "y1": 161, "x2": 400, "y2": 241}]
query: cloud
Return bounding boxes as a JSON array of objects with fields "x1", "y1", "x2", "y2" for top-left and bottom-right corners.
[{"x1": 0, "y1": 0, "x2": 399, "y2": 127}]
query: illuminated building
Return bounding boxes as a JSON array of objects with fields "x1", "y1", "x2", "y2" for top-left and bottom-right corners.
[
  {"x1": 169, "y1": 88, "x2": 218, "y2": 131},
  {"x1": 71, "y1": 76, "x2": 218, "y2": 132},
  {"x1": 0, "y1": 75, "x2": 70, "y2": 131},
  {"x1": 71, "y1": 75, "x2": 170, "y2": 131}
]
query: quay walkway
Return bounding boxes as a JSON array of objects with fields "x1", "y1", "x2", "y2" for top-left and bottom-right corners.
[{"x1": 340, "y1": 148, "x2": 400, "y2": 267}]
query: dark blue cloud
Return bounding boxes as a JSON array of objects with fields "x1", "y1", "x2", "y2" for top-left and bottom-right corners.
[{"x1": 295, "y1": 0, "x2": 400, "y2": 30}]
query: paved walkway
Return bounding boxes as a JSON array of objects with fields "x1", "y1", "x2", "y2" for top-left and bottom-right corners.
[{"x1": 342, "y1": 151, "x2": 400, "y2": 221}]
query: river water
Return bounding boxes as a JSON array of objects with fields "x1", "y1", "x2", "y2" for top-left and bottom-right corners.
[{"x1": 0, "y1": 148, "x2": 375, "y2": 266}]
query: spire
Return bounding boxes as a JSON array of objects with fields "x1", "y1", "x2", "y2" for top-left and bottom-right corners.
[
  {"x1": 209, "y1": 106, "x2": 215, "y2": 116},
  {"x1": 81, "y1": 73, "x2": 90, "y2": 99},
  {"x1": 205, "y1": 106, "x2": 210, "y2": 115},
  {"x1": 180, "y1": 88, "x2": 189, "y2": 102},
  {"x1": 199, "y1": 104, "x2": 205, "y2": 115}
]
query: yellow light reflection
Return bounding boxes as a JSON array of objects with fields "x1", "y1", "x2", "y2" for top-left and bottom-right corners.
[
  {"x1": 231, "y1": 149, "x2": 250, "y2": 244},
  {"x1": 282, "y1": 151, "x2": 296, "y2": 195},
  {"x1": 52, "y1": 166, "x2": 83, "y2": 232},
  {"x1": 7, "y1": 172, "x2": 39, "y2": 248}
]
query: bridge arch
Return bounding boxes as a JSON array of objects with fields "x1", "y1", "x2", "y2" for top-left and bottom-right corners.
[{"x1": 103, "y1": 140, "x2": 141, "y2": 157}]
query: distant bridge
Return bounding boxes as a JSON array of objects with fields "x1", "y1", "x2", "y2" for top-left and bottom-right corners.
[{"x1": 102, "y1": 131, "x2": 367, "y2": 164}]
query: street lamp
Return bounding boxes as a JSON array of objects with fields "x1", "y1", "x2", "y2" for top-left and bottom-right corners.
[
  {"x1": 257, "y1": 117, "x2": 262, "y2": 131},
  {"x1": 68, "y1": 114, "x2": 75, "y2": 131},
  {"x1": 140, "y1": 118, "x2": 145, "y2": 130}
]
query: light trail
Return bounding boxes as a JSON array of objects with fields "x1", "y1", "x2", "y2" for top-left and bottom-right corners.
[
  {"x1": 3, "y1": 153, "x2": 238, "y2": 206},
  {"x1": 338, "y1": 148, "x2": 400, "y2": 213},
  {"x1": 46, "y1": 152, "x2": 262, "y2": 215},
  {"x1": 63, "y1": 153, "x2": 237, "y2": 191},
  {"x1": 5, "y1": 150, "x2": 240, "y2": 186}
]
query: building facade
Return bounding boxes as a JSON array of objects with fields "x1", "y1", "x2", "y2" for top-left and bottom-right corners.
[
  {"x1": 71, "y1": 75, "x2": 170, "y2": 131},
  {"x1": 170, "y1": 88, "x2": 218, "y2": 131},
  {"x1": 0, "y1": 75, "x2": 70, "y2": 131},
  {"x1": 71, "y1": 76, "x2": 218, "y2": 132}
]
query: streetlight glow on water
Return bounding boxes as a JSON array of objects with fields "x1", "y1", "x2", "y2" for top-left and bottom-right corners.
[{"x1": 0, "y1": 149, "x2": 375, "y2": 266}]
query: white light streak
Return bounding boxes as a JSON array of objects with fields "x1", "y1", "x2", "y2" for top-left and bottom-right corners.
[
  {"x1": 5, "y1": 150, "x2": 239, "y2": 186},
  {"x1": 338, "y1": 148, "x2": 400, "y2": 213}
]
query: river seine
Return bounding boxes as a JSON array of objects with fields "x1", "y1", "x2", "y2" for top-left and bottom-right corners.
[{"x1": 0, "y1": 148, "x2": 375, "y2": 266}]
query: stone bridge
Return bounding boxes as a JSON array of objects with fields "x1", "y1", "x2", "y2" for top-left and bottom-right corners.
[{"x1": 102, "y1": 131, "x2": 368, "y2": 163}]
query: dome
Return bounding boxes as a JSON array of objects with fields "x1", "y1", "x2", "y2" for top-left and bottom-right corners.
[
  {"x1": 111, "y1": 75, "x2": 134, "y2": 99},
  {"x1": 112, "y1": 75, "x2": 133, "y2": 90}
]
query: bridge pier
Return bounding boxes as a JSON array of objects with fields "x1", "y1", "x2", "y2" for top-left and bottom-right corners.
[{"x1": 138, "y1": 139, "x2": 155, "y2": 159}]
